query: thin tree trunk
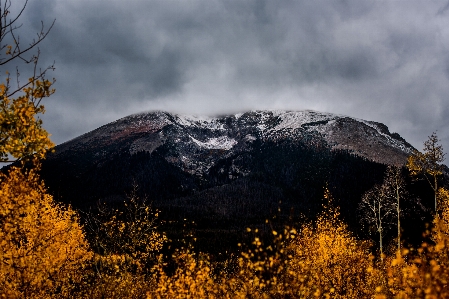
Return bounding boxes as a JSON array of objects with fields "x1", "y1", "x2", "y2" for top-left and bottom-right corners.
[
  {"x1": 379, "y1": 229, "x2": 383, "y2": 261},
  {"x1": 435, "y1": 175, "x2": 438, "y2": 212},
  {"x1": 396, "y1": 181, "x2": 400, "y2": 253},
  {"x1": 378, "y1": 200, "x2": 383, "y2": 261}
]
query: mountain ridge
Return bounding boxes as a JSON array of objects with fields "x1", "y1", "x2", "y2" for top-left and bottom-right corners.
[{"x1": 54, "y1": 109, "x2": 415, "y2": 169}]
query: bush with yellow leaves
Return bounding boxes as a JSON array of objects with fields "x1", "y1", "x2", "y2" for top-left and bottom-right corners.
[
  {"x1": 288, "y1": 202, "x2": 376, "y2": 297},
  {"x1": 0, "y1": 165, "x2": 92, "y2": 298},
  {"x1": 234, "y1": 190, "x2": 376, "y2": 298},
  {"x1": 149, "y1": 248, "x2": 224, "y2": 299},
  {"x1": 0, "y1": 79, "x2": 55, "y2": 163},
  {"x1": 81, "y1": 187, "x2": 167, "y2": 299}
]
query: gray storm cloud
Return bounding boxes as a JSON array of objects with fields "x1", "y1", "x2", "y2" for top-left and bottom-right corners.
[{"x1": 16, "y1": 0, "x2": 449, "y2": 154}]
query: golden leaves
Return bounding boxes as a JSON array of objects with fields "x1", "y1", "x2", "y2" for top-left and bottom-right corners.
[
  {"x1": 0, "y1": 78, "x2": 55, "y2": 162},
  {"x1": 151, "y1": 250, "x2": 219, "y2": 299},
  {"x1": 0, "y1": 166, "x2": 92, "y2": 298},
  {"x1": 142, "y1": 188, "x2": 449, "y2": 299}
]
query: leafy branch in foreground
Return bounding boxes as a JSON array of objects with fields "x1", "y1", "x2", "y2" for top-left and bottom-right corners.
[{"x1": 0, "y1": 0, "x2": 55, "y2": 163}]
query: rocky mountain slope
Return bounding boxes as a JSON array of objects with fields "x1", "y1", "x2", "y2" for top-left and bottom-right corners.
[
  {"x1": 54, "y1": 110, "x2": 414, "y2": 170},
  {"x1": 40, "y1": 110, "x2": 429, "y2": 252}
]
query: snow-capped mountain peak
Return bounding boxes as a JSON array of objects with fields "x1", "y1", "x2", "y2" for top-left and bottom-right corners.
[{"x1": 55, "y1": 110, "x2": 415, "y2": 178}]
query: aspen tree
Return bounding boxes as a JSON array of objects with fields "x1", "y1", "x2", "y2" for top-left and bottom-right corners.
[
  {"x1": 359, "y1": 182, "x2": 396, "y2": 261},
  {"x1": 0, "y1": 2, "x2": 93, "y2": 298},
  {"x1": 0, "y1": 0, "x2": 55, "y2": 163},
  {"x1": 0, "y1": 165, "x2": 92, "y2": 298},
  {"x1": 383, "y1": 166, "x2": 407, "y2": 252},
  {"x1": 407, "y1": 132, "x2": 446, "y2": 212},
  {"x1": 376, "y1": 188, "x2": 449, "y2": 298}
]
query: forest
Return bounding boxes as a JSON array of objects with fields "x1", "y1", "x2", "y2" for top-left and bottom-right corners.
[
  {"x1": 1, "y1": 1, "x2": 449, "y2": 298},
  {"x1": 2, "y1": 152, "x2": 449, "y2": 298}
]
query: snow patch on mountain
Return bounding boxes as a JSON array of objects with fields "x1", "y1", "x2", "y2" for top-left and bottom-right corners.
[
  {"x1": 271, "y1": 110, "x2": 339, "y2": 131},
  {"x1": 190, "y1": 135, "x2": 237, "y2": 150},
  {"x1": 175, "y1": 114, "x2": 225, "y2": 131}
]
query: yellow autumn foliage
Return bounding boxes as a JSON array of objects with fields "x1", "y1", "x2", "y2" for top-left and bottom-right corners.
[
  {"x1": 287, "y1": 202, "x2": 376, "y2": 298},
  {"x1": 89, "y1": 189, "x2": 167, "y2": 272},
  {"x1": 374, "y1": 187, "x2": 449, "y2": 298},
  {"x1": 144, "y1": 189, "x2": 379, "y2": 299},
  {"x1": 143, "y1": 188, "x2": 449, "y2": 299},
  {"x1": 0, "y1": 79, "x2": 55, "y2": 162},
  {"x1": 149, "y1": 249, "x2": 222, "y2": 299},
  {"x1": 79, "y1": 188, "x2": 167, "y2": 299},
  {"x1": 0, "y1": 165, "x2": 92, "y2": 298},
  {"x1": 248, "y1": 189, "x2": 377, "y2": 298},
  {"x1": 0, "y1": 163, "x2": 446, "y2": 299}
]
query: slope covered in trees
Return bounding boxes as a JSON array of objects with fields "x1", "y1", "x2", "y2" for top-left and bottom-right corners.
[{"x1": 40, "y1": 131, "x2": 436, "y2": 253}]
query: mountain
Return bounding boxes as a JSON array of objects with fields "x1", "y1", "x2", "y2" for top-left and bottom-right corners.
[
  {"x1": 53, "y1": 109, "x2": 415, "y2": 167},
  {"x1": 39, "y1": 110, "x2": 430, "y2": 251}
]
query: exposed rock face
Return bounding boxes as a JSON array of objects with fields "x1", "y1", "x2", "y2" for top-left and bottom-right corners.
[{"x1": 326, "y1": 117, "x2": 414, "y2": 166}]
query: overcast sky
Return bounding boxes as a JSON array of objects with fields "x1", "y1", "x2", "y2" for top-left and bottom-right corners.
[{"x1": 13, "y1": 0, "x2": 449, "y2": 154}]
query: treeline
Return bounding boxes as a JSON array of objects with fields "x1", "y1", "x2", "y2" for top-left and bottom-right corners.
[{"x1": 38, "y1": 137, "x2": 411, "y2": 231}]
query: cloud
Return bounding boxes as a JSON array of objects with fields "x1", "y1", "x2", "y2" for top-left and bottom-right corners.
[{"x1": 16, "y1": 0, "x2": 449, "y2": 155}]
